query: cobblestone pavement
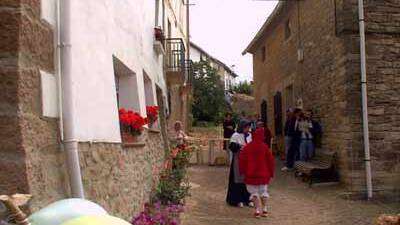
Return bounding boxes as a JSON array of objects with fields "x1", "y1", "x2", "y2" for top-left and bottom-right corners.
[{"x1": 182, "y1": 164, "x2": 399, "y2": 225}]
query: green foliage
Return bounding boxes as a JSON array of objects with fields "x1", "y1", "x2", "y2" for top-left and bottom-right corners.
[
  {"x1": 154, "y1": 169, "x2": 190, "y2": 205},
  {"x1": 153, "y1": 147, "x2": 192, "y2": 205},
  {"x1": 232, "y1": 81, "x2": 253, "y2": 95},
  {"x1": 172, "y1": 150, "x2": 191, "y2": 169},
  {"x1": 192, "y1": 61, "x2": 227, "y2": 123},
  {"x1": 192, "y1": 120, "x2": 217, "y2": 127}
]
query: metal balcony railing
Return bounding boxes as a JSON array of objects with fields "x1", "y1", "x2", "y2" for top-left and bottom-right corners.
[
  {"x1": 185, "y1": 59, "x2": 194, "y2": 85},
  {"x1": 165, "y1": 38, "x2": 186, "y2": 72}
]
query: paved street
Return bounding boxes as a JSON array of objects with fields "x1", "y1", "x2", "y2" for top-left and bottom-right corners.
[{"x1": 182, "y1": 164, "x2": 399, "y2": 225}]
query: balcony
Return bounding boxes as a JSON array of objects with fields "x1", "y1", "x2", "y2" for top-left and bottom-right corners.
[
  {"x1": 185, "y1": 60, "x2": 194, "y2": 86},
  {"x1": 165, "y1": 38, "x2": 186, "y2": 84}
]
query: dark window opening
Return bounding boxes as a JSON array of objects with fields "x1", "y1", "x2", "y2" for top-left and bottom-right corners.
[
  {"x1": 261, "y1": 46, "x2": 266, "y2": 62},
  {"x1": 285, "y1": 85, "x2": 294, "y2": 110},
  {"x1": 274, "y1": 92, "x2": 283, "y2": 135},
  {"x1": 114, "y1": 75, "x2": 120, "y2": 108},
  {"x1": 285, "y1": 19, "x2": 291, "y2": 40},
  {"x1": 261, "y1": 100, "x2": 268, "y2": 124}
]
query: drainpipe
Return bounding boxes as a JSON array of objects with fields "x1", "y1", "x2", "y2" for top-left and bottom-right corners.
[
  {"x1": 184, "y1": 0, "x2": 190, "y2": 131},
  {"x1": 357, "y1": 0, "x2": 373, "y2": 200},
  {"x1": 186, "y1": 0, "x2": 190, "y2": 59},
  {"x1": 59, "y1": 0, "x2": 85, "y2": 198},
  {"x1": 56, "y1": 0, "x2": 64, "y2": 141}
]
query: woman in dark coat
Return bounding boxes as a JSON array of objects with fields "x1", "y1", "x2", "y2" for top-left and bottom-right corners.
[
  {"x1": 223, "y1": 113, "x2": 236, "y2": 150},
  {"x1": 226, "y1": 120, "x2": 252, "y2": 207}
]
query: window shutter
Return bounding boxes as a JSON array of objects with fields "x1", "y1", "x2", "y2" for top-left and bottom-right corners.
[{"x1": 261, "y1": 100, "x2": 268, "y2": 124}]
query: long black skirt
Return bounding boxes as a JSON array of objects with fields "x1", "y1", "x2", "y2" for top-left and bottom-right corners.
[{"x1": 226, "y1": 158, "x2": 250, "y2": 206}]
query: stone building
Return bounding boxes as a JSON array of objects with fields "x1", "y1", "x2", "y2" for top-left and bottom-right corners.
[
  {"x1": 190, "y1": 42, "x2": 238, "y2": 91},
  {"x1": 163, "y1": 0, "x2": 192, "y2": 132},
  {"x1": 0, "y1": 0, "x2": 190, "y2": 219},
  {"x1": 243, "y1": 0, "x2": 399, "y2": 199}
]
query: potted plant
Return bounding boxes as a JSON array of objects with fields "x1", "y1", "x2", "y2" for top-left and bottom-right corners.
[
  {"x1": 146, "y1": 106, "x2": 159, "y2": 128},
  {"x1": 154, "y1": 27, "x2": 164, "y2": 42},
  {"x1": 119, "y1": 108, "x2": 147, "y2": 143}
]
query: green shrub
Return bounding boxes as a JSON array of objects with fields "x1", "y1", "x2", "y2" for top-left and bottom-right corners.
[
  {"x1": 192, "y1": 61, "x2": 227, "y2": 123},
  {"x1": 153, "y1": 147, "x2": 192, "y2": 205}
]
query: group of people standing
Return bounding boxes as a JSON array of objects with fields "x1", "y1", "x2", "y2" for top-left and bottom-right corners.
[
  {"x1": 281, "y1": 108, "x2": 322, "y2": 171},
  {"x1": 223, "y1": 113, "x2": 275, "y2": 218},
  {"x1": 221, "y1": 109, "x2": 322, "y2": 217}
]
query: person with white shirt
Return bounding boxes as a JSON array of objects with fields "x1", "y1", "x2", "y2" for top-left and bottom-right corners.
[
  {"x1": 298, "y1": 111, "x2": 315, "y2": 161},
  {"x1": 226, "y1": 120, "x2": 252, "y2": 207}
]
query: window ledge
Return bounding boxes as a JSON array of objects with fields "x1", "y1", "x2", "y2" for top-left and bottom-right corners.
[
  {"x1": 148, "y1": 128, "x2": 161, "y2": 133},
  {"x1": 123, "y1": 142, "x2": 146, "y2": 148}
]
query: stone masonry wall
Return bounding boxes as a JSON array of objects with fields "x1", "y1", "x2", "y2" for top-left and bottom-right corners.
[
  {"x1": 231, "y1": 93, "x2": 256, "y2": 116},
  {"x1": 252, "y1": 0, "x2": 353, "y2": 185},
  {"x1": 1, "y1": 0, "x2": 168, "y2": 218},
  {"x1": 338, "y1": 0, "x2": 400, "y2": 197},
  {"x1": 252, "y1": 0, "x2": 400, "y2": 197},
  {"x1": 79, "y1": 130, "x2": 166, "y2": 220},
  {"x1": 0, "y1": 0, "x2": 31, "y2": 196},
  {"x1": 0, "y1": 0, "x2": 68, "y2": 212},
  {"x1": 27, "y1": 130, "x2": 166, "y2": 219}
]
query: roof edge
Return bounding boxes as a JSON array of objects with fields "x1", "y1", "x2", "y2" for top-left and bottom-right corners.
[
  {"x1": 190, "y1": 42, "x2": 239, "y2": 78},
  {"x1": 242, "y1": 2, "x2": 286, "y2": 55}
]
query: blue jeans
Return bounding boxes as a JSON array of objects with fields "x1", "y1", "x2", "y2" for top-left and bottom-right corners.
[{"x1": 300, "y1": 139, "x2": 315, "y2": 161}]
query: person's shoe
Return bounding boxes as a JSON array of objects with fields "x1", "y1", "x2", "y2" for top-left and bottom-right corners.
[
  {"x1": 238, "y1": 202, "x2": 244, "y2": 208},
  {"x1": 248, "y1": 202, "x2": 255, "y2": 208},
  {"x1": 281, "y1": 166, "x2": 289, "y2": 171},
  {"x1": 254, "y1": 212, "x2": 261, "y2": 219},
  {"x1": 261, "y1": 211, "x2": 269, "y2": 217}
]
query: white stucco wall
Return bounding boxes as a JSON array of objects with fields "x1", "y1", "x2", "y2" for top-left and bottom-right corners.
[{"x1": 42, "y1": 0, "x2": 168, "y2": 143}]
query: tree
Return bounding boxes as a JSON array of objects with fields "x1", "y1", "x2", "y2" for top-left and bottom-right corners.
[
  {"x1": 192, "y1": 61, "x2": 226, "y2": 123},
  {"x1": 232, "y1": 81, "x2": 253, "y2": 95}
]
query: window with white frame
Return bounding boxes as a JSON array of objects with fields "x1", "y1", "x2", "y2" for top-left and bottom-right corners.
[
  {"x1": 143, "y1": 71, "x2": 158, "y2": 128},
  {"x1": 155, "y1": 0, "x2": 163, "y2": 28},
  {"x1": 113, "y1": 56, "x2": 140, "y2": 112},
  {"x1": 143, "y1": 71, "x2": 155, "y2": 106}
]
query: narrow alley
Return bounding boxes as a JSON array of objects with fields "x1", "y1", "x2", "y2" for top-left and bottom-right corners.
[{"x1": 182, "y1": 165, "x2": 400, "y2": 225}]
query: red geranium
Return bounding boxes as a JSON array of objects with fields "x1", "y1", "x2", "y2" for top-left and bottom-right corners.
[
  {"x1": 154, "y1": 27, "x2": 164, "y2": 42},
  {"x1": 146, "y1": 106, "x2": 159, "y2": 124},
  {"x1": 119, "y1": 108, "x2": 148, "y2": 135}
]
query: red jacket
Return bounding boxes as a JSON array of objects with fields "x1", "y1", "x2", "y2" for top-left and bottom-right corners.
[{"x1": 239, "y1": 128, "x2": 275, "y2": 185}]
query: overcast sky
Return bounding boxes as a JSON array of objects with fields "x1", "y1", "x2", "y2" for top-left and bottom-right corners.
[{"x1": 190, "y1": 0, "x2": 278, "y2": 82}]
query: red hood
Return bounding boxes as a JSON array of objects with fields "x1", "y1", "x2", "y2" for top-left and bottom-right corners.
[{"x1": 253, "y1": 128, "x2": 264, "y2": 143}]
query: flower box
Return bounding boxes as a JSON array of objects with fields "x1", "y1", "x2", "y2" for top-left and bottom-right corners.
[
  {"x1": 119, "y1": 108, "x2": 147, "y2": 143},
  {"x1": 154, "y1": 27, "x2": 164, "y2": 42},
  {"x1": 121, "y1": 131, "x2": 138, "y2": 143}
]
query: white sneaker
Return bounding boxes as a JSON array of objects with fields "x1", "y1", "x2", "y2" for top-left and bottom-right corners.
[
  {"x1": 281, "y1": 166, "x2": 294, "y2": 172},
  {"x1": 238, "y1": 202, "x2": 244, "y2": 208},
  {"x1": 248, "y1": 202, "x2": 255, "y2": 208},
  {"x1": 281, "y1": 166, "x2": 289, "y2": 171}
]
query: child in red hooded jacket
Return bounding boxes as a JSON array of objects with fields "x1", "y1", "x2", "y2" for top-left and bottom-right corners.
[{"x1": 239, "y1": 128, "x2": 275, "y2": 218}]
